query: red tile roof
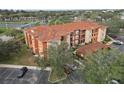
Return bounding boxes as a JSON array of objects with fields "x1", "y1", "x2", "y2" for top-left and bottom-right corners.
[
  {"x1": 24, "y1": 21, "x2": 106, "y2": 42},
  {"x1": 76, "y1": 42, "x2": 109, "y2": 57}
]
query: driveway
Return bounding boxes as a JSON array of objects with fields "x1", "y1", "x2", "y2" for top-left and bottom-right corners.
[
  {"x1": 0, "y1": 67, "x2": 50, "y2": 84},
  {"x1": 116, "y1": 35, "x2": 124, "y2": 43},
  {"x1": 110, "y1": 44, "x2": 124, "y2": 53},
  {"x1": 57, "y1": 70, "x2": 83, "y2": 84},
  {"x1": 108, "y1": 35, "x2": 124, "y2": 53}
]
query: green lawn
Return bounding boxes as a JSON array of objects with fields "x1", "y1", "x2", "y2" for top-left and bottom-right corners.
[
  {"x1": 118, "y1": 32, "x2": 124, "y2": 35},
  {"x1": 48, "y1": 68, "x2": 67, "y2": 83},
  {"x1": 0, "y1": 28, "x2": 15, "y2": 35}
]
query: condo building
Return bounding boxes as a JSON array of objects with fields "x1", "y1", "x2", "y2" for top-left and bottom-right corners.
[{"x1": 23, "y1": 21, "x2": 107, "y2": 57}]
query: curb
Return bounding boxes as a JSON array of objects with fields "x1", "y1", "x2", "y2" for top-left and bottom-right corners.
[
  {"x1": 0, "y1": 64, "x2": 41, "y2": 70},
  {"x1": 48, "y1": 70, "x2": 67, "y2": 83}
]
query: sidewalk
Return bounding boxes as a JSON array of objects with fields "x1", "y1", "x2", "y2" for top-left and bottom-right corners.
[
  {"x1": 0, "y1": 64, "x2": 52, "y2": 71},
  {"x1": 0, "y1": 64, "x2": 41, "y2": 70}
]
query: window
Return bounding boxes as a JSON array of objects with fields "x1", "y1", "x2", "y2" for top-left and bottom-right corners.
[
  {"x1": 61, "y1": 36, "x2": 64, "y2": 41},
  {"x1": 70, "y1": 42, "x2": 73, "y2": 46},
  {"x1": 70, "y1": 37, "x2": 73, "y2": 41},
  {"x1": 75, "y1": 40, "x2": 79, "y2": 44},
  {"x1": 81, "y1": 30, "x2": 86, "y2": 33},
  {"x1": 75, "y1": 35, "x2": 79, "y2": 39},
  {"x1": 82, "y1": 39, "x2": 85, "y2": 43},
  {"x1": 70, "y1": 32, "x2": 73, "y2": 36},
  {"x1": 81, "y1": 34, "x2": 85, "y2": 38},
  {"x1": 76, "y1": 31, "x2": 79, "y2": 34},
  {"x1": 80, "y1": 39, "x2": 85, "y2": 43}
]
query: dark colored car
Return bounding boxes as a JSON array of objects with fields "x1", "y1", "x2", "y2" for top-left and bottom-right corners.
[
  {"x1": 111, "y1": 35, "x2": 117, "y2": 39},
  {"x1": 64, "y1": 65, "x2": 71, "y2": 74},
  {"x1": 64, "y1": 64, "x2": 77, "y2": 75},
  {"x1": 17, "y1": 67, "x2": 28, "y2": 78}
]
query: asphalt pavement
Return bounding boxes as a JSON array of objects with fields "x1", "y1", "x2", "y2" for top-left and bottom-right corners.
[
  {"x1": 0, "y1": 67, "x2": 50, "y2": 84},
  {"x1": 110, "y1": 44, "x2": 124, "y2": 53}
]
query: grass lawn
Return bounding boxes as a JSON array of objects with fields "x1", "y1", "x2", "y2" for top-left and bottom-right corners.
[
  {"x1": 49, "y1": 68, "x2": 66, "y2": 82},
  {"x1": 118, "y1": 32, "x2": 124, "y2": 35},
  {"x1": 0, "y1": 46, "x2": 37, "y2": 66},
  {"x1": 103, "y1": 35, "x2": 112, "y2": 44}
]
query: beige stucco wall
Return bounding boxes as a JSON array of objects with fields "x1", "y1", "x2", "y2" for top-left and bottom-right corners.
[
  {"x1": 97, "y1": 28, "x2": 106, "y2": 42},
  {"x1": 85, "y1": 30, "x2": 92, "y2": 43},
  {"x1": 23, "y1": 31, "x2": 28, "y2": 45},
  {"x1": 31, "y1": 36, "x2": 38, "y2": 53},
  {"x1": 31, "y1": 36, "x2": 35, "y2": 53},
  {"x1": 38, "y1": 40, "x2": 43, "y2": 55},
  {"x1": 66, "y1": 34, "x2": 71, "y2": 48}
]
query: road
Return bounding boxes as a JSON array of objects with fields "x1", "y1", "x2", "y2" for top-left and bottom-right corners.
[
  {"x1": 116, "y1": 35, "x2": 124, "y2": 43},
  {"x1": 0, "y1": 22, "x2": 45, "y2": 29},
  {"x1": 0, "y1": 23, "x2": 35, "y2": 29},
  {"x1": 57, "y1": 70, "x2": 83, "y2": 84},
  {"x1": 0, "y1": 23, "x2": 27, "y2": 28}
]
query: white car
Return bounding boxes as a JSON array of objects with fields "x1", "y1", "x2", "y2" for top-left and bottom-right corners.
[
  {"x1": 113, "y1": 40, "x2": 124, "y2": 45},
  {"x1": 109, "y1": 80, "x2": 119, "y2": 84}
]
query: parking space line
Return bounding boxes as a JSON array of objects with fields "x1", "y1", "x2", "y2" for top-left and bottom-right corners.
[
  {"x1": 0, "y1": 68, "x2": 7, "y2": 75},
  {"x1": 5, "y1": 70, "x2": 16, "y2": 79},
  {"x1": 0, "y1": 69, "x2": 8, "y2": 78}
]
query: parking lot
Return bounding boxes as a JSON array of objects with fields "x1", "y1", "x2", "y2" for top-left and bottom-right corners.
[
  {"x1": 0, "y1": 67, "x2": 50, "y2": 84},
  {"x1": 116, "y1": 35, "x2": 124, "y2": 43},
  {"x1": 109, "y1": 35, "x2": 124, "y2": 53},
  {"x1": 110, "y1": 43, "x2": 124, "y2": 53}
]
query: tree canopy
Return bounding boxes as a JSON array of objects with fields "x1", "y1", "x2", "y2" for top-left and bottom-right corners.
[
  {"x1": 80, "y1": 49, "x2": 124, "y2": 84},
  {"x1": 36, "y1": 42, "x2": 75, "y2": 81}
]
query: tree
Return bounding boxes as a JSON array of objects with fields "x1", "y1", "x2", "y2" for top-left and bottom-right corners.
[
  {"x1": 78, "y1": 49, "x2": 124, "y2": 84},
  {"x1": 36, "y1": 42, "x2": 75, "y2": 81},
  {"x1": 0, "y1": 28, "x2": 24, "y2": 62},
  {"x1": 0, "y1": 40, "x2": 22, "y2": 61},
  {"x1": 106, "y1": 19, "x2": 124, "y2": 34}
]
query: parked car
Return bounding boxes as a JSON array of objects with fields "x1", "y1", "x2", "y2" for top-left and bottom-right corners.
[
  {"x1": 64, "y1": 64, "x2": 77, "y2": 74},
  {"x1": 109, "y1": 79, "x2": 121, "y2": 84},
  {"x1": 111, "y1": 35, "x2": 117, "y2": 39},
  {"x1": 64, "y1": 65, "x2": 72, "y2": 74},
  {"x1": 113, "y1": 40, "x2": 124, "y2": 45},
  {"x1": 17, "y1": 67, "x2": 28, "y2": 78}
]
